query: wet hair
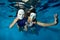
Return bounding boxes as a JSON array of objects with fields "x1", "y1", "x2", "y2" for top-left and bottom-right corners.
[
  {"x1": 26, "y1": 8, "x2": 36, "y2": 17},
  {"x1": 30, "y1": 8, "x2": 36, "y2": 13}
]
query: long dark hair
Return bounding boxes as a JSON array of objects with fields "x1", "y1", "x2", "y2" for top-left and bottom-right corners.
[{"x1": 26, "y1": 8, "x2": 36, "y2": 17}]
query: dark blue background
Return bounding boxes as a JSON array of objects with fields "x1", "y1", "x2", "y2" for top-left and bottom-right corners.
[{"x1": 0, "y1": 0, "x2": 60, "y2": 40}]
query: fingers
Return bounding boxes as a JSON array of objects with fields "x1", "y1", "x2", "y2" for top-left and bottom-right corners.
[
  {"x1": 54, "y1": 13, "x2": 58, "y2": 18},
  {"x1": 54, "y1": 13, "x2": 58, "y2": 21},
  {"x1": 9, "y1": 26, "x2": 12, "y2": 29},
  {"x1": 9, "y1": 25, "x2": 13, "y2": 29},
  {"x1": 54, "y1": 14, "x2": 58, "y2": 24}
]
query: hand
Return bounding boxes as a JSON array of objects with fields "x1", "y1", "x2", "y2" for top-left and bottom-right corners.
[
  {"x1": 9, "y1": 25, "x2": 12, "y2": 29},
  {"x1": 54, "y1": 13, "x2": 58, "y2": 24},
  {"x1": 24, "y1": 26, "x2": 28, "y2": 31}
]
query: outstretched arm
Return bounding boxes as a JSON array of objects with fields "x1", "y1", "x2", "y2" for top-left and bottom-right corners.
[
  {"x1": 9, "y1": 17, "x2": 19, "y2": 28},
  {"x1": 36, "y1": 14, "x2": 58, "y2": 27}
]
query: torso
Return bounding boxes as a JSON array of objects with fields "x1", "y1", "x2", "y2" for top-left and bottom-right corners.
[{"x1": 17, "y1": 18, "x2": 27, "y2": 27}]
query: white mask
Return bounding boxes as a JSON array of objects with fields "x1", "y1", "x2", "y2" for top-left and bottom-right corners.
[
  {"x1": 30, "y1": 13, "x2": 36, "y2": 20},
  {"x1": 17, "y1": 9, "x2": 25, "y2": 20}
]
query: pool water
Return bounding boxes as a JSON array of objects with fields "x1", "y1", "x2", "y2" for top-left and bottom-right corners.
[{"x1": 0, "y1": 0, "x2": 60, "y2": 40}]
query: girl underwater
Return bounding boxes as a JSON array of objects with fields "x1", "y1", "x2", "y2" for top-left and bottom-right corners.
[
  {"x1": 9, "y1": 0, "x2": 38, "y2": 31},
  {"x1": 23, "y1": 8, "x2": 58, "y2": 31},
  {"x1": 9, "y1": 0, "x2": 58, "y2": 31}
]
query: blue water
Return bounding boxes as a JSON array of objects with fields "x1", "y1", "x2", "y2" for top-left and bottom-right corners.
[{"x1": 0, "y1": 0, "x2": 60, "y2": 40}]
